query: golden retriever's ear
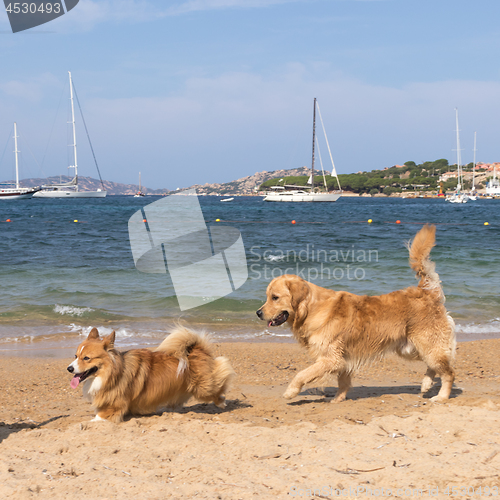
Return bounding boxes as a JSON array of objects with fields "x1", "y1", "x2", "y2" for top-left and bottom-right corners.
[
  {"x1": 287, "y1": 277, "x2": 310, "y2": 309},
  {"x1": 102, "y1": 331, "x2": 116, "y2": 351},
  {"x1": 87, "y1": 328, "x2": 99, "y2": 340},
  {"x1": 287, "y1": 277, "x2": 310, "y2": 324}
]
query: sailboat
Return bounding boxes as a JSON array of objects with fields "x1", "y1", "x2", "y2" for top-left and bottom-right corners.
[
  {"x1": 134, "y1": 172, "x2": 145, "y2": 197},
  {"x1": 263, "y1": 98, "x2": 342, "y2": 202},
  {"x1": 486, "y1": 163, "x2": 500, "y2": 196},
  {"x1": 34, "y1": 72, "x2": 106, "y2": 198},
  {"x1": 468, "y1": 132, "x2": 478, "y2": 201},
  {"x1": 0, "y1": 122, "x2": 41, "y2": 200},
  {"x1": 445, "y1": 109, "x2": 468, "y2": 204}
]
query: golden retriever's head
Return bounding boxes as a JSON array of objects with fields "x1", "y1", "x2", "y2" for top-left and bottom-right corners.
[{"x1": 256, "y1": 274, "x2": 310, "y2": 327}]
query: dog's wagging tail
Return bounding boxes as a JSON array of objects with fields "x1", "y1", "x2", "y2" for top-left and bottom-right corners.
[{"x1": 257, "y1": 224, "x2": 456, "y2": 403}]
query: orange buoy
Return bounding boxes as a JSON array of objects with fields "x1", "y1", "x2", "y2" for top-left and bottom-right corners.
[
  {"x1": 6, "y1": 219, "x2": 11, "y2": 222},
  {"x1": 396, "y1": 220, "x2": 401, "y2": 224},
  {"x1": 291, "y1": 220, "x2": 296, "y2": 224}
]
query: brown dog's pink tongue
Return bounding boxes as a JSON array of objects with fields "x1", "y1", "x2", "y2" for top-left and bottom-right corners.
[{"x1": 70, "y1": 376, "x2": 80, "y2": 389}]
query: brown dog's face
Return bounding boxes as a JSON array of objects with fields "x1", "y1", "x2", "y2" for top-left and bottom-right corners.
[
  {"x1": 256, "y1": 275, "x2": 310, "y2": 326},
  {"x1": 67, "y1": 328, "x2": 115, "y2": 389}
]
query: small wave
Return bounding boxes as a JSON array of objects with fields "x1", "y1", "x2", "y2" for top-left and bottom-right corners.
[
  {"x1": 54, "y1": 304, "x2": 95, "y2": 317},
  {"x1": 264, "y1": 254, "x2": 285, "y2": 262},
  {"x1": 68, "y1": 324, "x2": 165, "y2": 345},
  {"x1": 455, "y1": 318, "x2": 500, "y2": 335},
  {"x1": 255, "y1": 329, "x2": 293, "y2": 338},
  {"x1": 68, "y1": 324, "x2": 135, "y2": 339},
  {"x1": 0, "y1": 334, "x2": 36, "y2": 345}
]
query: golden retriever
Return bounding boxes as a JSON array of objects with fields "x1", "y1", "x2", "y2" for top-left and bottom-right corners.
[{"x1": 256, "y1": 225, "x2": 455, "y2": 403}]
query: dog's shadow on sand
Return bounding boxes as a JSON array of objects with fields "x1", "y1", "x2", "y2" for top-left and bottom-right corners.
[
  {"x1": 132, "y1": 399, "x2": 252, "y2": 421},
  {"x1": 288, "y1": 384, "x2": 463, "y2": 406},
  {"x1": 174, "y1": 398, "x2": 252, "y2": 415},
  {"x1": 0, "y1": 415, "x2": 67, "y2": 443}
]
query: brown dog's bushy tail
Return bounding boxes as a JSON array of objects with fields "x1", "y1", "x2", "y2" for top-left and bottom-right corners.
[
  {"x1": 156, "y1": 325, "x2": 235, "y2": 406},
  {"x1": 155, "y1": 325, "x2": 213, "y2": 376},
  {"x1": 211, "y1": 356, "x2": 235, "y2": 407},
  {"x1": 407, "y1": 224, "x2": 444, "y2": 300}
]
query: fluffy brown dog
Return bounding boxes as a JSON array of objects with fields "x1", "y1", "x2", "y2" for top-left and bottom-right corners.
[
  {"x1": 257, "y1": 225, "x2": 455, "y2": 403},
  {"x1": 67, "y1": 326, "x2": 234, "y2": 422}
]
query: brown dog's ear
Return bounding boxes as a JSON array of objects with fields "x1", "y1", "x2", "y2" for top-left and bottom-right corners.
[
  {"x1": 87, "y1": 328, "x2": 99, "y2": 340},
  {"x1": 102, "y1": 331, "x2": 116, "y2": 351},
  {"x1": 287, "y1": 277, "x2": 310, "y2": 309},
  {"x1": 287, "y1": 276, "x2": 310, "y2": 325}
]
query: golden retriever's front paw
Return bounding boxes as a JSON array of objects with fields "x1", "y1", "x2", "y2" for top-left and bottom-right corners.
[
  {"x1": 420, "y1": 377, "x2": 434, "y2": 394},
  {"x1": 430, "y1": 395, "x2": 448, "y2": 403},
  {"x1": 283, "y1": 386, "x2": 300, "y2": 399},
  {"x1": 329, "y1": 395, "x2": 347, "y2": 404}
]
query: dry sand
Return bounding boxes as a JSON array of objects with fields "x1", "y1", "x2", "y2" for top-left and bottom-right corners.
[{"x1": 1, "y1": 339, "x2": 500, "y2": 499}]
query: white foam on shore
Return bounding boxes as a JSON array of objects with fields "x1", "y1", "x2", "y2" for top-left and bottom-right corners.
[
  {"x1": 71, "y1": 324, "x2": 135, "y2": 339},
  {"x1": 54, "y1": 305, "x2": 94, "y2": 317},
  {"x1": 255, "y1": 329, "x2": 293, "y2": 339},
  {"x1": 455, "y1": 318, "x2": 500, "y2": 335}
]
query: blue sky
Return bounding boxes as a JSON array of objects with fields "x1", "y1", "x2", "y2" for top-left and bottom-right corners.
[{"x1": 1, "y1": 0, "x2": 500, "y2": 190}]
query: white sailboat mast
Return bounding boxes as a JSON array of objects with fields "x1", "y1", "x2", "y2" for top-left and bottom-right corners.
[
  {"x1": 14, "y1": 122, "x2": 20, "y2": 189},
  {"x1": 68, "y1": 71, "x2": 79, "y2": 191},
  {"x1": 311, "y1": 98, "x2": 316, "y2": 191},
  {"x1": 316, "y1": 100, "x2": 342, "y2": 192},
  {"x1": 455, "y1": 108, "x2": 462, "y2": 192},
  {"x1": 472, "y1": 131, "x2": 477, "y2": 191}
]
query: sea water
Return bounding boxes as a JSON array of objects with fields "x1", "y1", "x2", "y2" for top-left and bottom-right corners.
[{"x1": 0, "y1": 195, "x2": 498, "y2": 354}]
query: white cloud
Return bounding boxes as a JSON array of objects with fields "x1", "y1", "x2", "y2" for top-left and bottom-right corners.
[
  {"x1": 0, "y1": 73, "x2": 60, "y2": 102},
  {"x1": 38, "y1": 0, "x2": 304, "y2": 32},
  {"x1": 165, "y1": 0, "x2": 300, "y2": 16}
]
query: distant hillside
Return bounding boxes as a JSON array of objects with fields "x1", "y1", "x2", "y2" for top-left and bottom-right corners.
[
  {"x1": 259, "y1": 159, "x2": 493, "y2": 195},
  {"x1": 13, "y1": 175, "x2": 171, "y2": 196},
  {"x1": 12, "y1": 160, "x2": 491, "y2": 196},
  {"x1": 13, "y1": 168, "x2": 312, "y2": 196},
  {"x1": 182, "y1": 167, "x2": 311, "y2": 195}
]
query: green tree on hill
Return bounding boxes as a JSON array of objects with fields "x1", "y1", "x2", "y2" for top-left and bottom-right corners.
[{"x1": 259, "y1": 158, "x2": 451, "y2": 194}]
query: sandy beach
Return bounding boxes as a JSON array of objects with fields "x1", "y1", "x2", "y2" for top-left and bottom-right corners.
[{"x1": 1, "y1": 339, "x2": 499, "y2": 499}]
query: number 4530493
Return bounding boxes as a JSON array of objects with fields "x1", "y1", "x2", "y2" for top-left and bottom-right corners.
[
  {"x1": 443, "y1": 485, "x2": 499, "y2": 496},
  {"x1": 5, "y1": 3, "x2": 62, "y2": 14}
]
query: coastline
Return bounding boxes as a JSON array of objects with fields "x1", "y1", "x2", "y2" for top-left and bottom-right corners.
[
  {"x1": 1, "y1": 324, "x2": 499, "y2": 360},
  {"x1": 2, "y1": 340, "x2": 500, "y2": 498}
]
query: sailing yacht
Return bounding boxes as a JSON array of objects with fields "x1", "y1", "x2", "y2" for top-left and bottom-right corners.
[
  {"x1": 134, "y1": 172, "x2": 145, "y2": 197},
  {"x1": 468, "y1": 132, "x2": 478, "y2": 200},
  {"x1": 445, "y1": 109, "x2": 468, "y2": 204},
  {"x1": 486, "y1": 163, "x2": 500, "y2": 196},
  {"x1": 0, "y1": 123, "x2": 41, "y2": 200},
  {"x1": 34, "y1": 72, "x2": 106, "y2": 198},
  {"x1": 263, "y1": 98, "x2": 342, "y2": 202}
]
